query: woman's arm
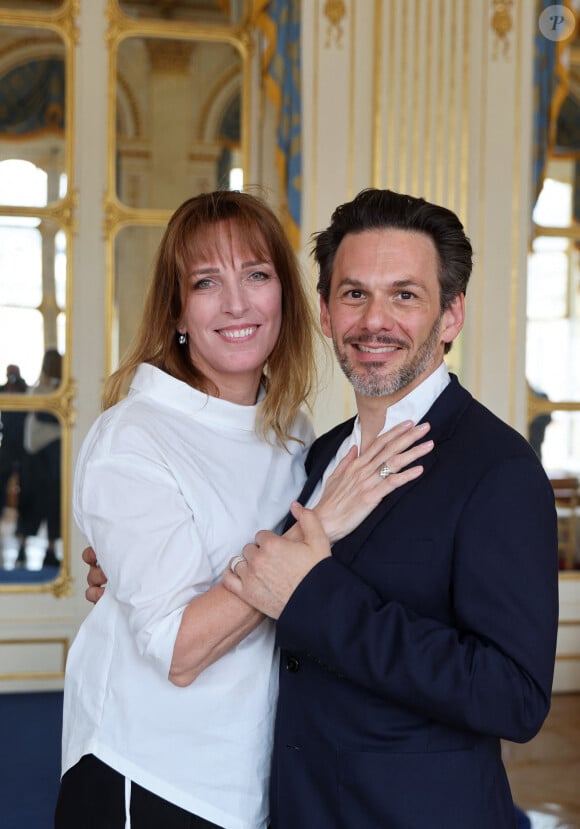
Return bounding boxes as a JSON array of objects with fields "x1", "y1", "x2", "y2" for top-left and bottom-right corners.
[
  {"x1": 169, "y1": 583, "x2": 264, "y2": 686},
  {"x1": 82, "y1": 542, "x2": 265, "y2": 687}
]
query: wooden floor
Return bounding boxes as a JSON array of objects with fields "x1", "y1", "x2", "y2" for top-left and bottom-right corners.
[{"x1": 504, "y1": 693, "x2": 580, "y2": 828}]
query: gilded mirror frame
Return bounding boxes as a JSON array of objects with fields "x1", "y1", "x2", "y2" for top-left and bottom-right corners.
[
  {"x1": 0, "y1": 0, "x2": 78, "y2": 596},
  {"x1": 104, "y1": 0, "x2": 254, "y2": 375}
]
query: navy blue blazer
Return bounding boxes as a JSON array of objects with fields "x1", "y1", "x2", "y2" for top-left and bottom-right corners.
[{"x1": 271, "y1": 375, "x2": 559, "y2": 829}]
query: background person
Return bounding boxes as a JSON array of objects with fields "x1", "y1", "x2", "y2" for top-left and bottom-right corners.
[
  {"x1": 0, "y1": 365, "x2": 28, "y2": 555},
  {"x1": 16, "y1": 349, "x2": 62, "y2": 568}
]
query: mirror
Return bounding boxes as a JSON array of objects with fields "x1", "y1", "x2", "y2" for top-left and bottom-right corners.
[
  {"x1": 0, "y1": 211, "x2": 67, "y2": 383},
  {"x1": 0, "y1": 27, "x2": 67, "y2": 199},
  {"x1": 0, "y1": 5, "x2": 74, "y2": 594},
  {"x1": 0, "y1": 406, "x2": 63, "y2": 580},
  {"x1": 0, "y1": 1, "x2": 63, "y2": 9},
  {"x1": 527, "y1": 173, "x2": 580, "y2": 573},
  {"x1": 113, "y1": 224, "x2": 165, "y2": 364},
  {"x1": 116, "y1": 36, "x2": 242, "y2": 210},
  {"x1": 106, "y1": 1, "x2": 252, "y2": 373},
  {"x1": 527, "y1": 23, "x2": 580, "y2": 574},
  {"x1": 118, "y1": 0, "x2": 246, "y2": 26}
]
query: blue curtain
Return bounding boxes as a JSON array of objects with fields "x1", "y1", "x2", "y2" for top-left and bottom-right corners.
[
  {"x1": 533, "y1": 2, "x2": 559, "y2": 205},
  {"x1": 255, "y1": 0, "x2": 302, "y2": 248}
]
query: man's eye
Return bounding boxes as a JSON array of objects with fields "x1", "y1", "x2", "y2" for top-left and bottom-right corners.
[
  {"x1": 346, "y1": 290, "x2": 365, "y2": 299},
  {"x1": 398, "y1": 290, "x2": 415, "y2": 300}
]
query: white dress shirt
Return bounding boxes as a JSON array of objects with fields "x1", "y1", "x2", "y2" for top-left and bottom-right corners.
[
  {"x1": 307, "y1": 363, "x2": 450, "y2": 508},
  {"x1": 63, "y1": 364, "x2": 314, "y2": 829}
]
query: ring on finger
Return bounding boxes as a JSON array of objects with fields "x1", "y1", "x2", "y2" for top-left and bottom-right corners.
[
  {"x1": 378, "y1": 462, "x2": 393, "y2": 479},
  {"x1": 230, "y1": 554, "x2": 246, "y2": 575}
]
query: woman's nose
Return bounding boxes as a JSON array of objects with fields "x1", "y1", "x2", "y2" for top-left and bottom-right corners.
[{"x1": 222, "y1": 282, "x2": 250, "y2": 315}]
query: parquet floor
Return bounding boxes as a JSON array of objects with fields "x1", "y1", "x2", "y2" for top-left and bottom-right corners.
[{"x1": 504, "y1": 693, "x2": 580, "y2": 828}]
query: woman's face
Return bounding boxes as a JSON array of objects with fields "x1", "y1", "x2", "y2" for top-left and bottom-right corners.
[{"x1": 178, "y1": 222, "x2": 283, "y2": 405}]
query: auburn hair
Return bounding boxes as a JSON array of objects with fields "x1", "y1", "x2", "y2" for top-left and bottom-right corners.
[{"x1": 102, "y1": 190, "x2": 317, "y2": 446}]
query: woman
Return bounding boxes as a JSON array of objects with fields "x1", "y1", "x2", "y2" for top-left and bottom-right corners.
[{"x1": 56, "y1": 191, "x2": 432, "y2": 829}]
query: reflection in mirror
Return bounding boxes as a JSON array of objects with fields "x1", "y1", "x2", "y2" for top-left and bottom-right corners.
[
  {"x1": 528, "y1": 155, "x2": 580, "y2": 572},
  {"x1": 0, "y1": 210, "x2": 66, "y2": 386},
  {"x1": 0, "y1": 1, "x2": 62, "y2": 8},
  {"x1": 113, "y1": 224, "x2": 165, "y2": 366},
  {"x1": 0, "y1": 404, "x2": 62, "y2": 583},
  {"x1": 0, "y1": 9, "x2": 72, "y2": 593},
  {"x1": 116, "y1": 36, "x2": 241, "y2": 209},
  {"x1": 546, "y1": 460, "x2": 580, "y2": 574},
  {"x1": 118, "y1": 0, "x2": 245, "y2": 26},
  {"x1": 0, "y1": 27, "x2": 66, "y2": 201}
]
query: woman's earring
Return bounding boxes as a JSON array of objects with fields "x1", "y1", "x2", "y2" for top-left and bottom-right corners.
[{"x1": 178, "y1": 332, "x2": 187, "y2": 345}]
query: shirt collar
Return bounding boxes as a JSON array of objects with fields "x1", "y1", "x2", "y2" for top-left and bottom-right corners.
[
  {"x1": 351, "y1": 362, "x2": 450, "y2": 447},
  {"x1": 129, "y1": 363, "x2": 263, "y2": 431}
]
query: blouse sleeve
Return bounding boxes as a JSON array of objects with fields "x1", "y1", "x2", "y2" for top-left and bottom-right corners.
[{"x1": 74, "y1": 414, "x2": 213, "y2": 678}]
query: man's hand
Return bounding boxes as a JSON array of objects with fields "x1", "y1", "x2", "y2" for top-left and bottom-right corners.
[
  {"x1": 222, "y1": 502, "x2": 331, "y2": 619},
  {"x1": 82, "y1": 546, "x2": 107, "y2": 604}
]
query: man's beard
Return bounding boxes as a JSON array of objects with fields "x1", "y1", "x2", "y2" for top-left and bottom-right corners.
[{"x1": 332, "y1": 315, "x2": 443, "y2": 398}]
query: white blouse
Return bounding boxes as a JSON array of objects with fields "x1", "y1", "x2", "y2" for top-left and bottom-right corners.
[{"x1": 63, "y1": 364, "x2": 314, "y2": 829}]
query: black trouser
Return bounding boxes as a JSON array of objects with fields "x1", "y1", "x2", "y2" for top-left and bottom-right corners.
[{"x1": 55, "y1": 754, "x2": 223, "y2": 829}]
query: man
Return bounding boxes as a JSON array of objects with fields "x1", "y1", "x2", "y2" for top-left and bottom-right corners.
[{"x1": 223, "y1": 189, "x2": 559, "y2": 828}]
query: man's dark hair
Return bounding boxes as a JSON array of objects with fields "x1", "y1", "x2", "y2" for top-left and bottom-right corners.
[{"x1": 313, "y1": 188, "x2": 473, "y2": 314}]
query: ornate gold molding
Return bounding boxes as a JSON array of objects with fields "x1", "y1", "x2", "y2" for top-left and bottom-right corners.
[
  {"x1": 0, "y1": 0, "x2": 79, "y2": 44},
  {"x1": 324, "y1": 0, "x2": 347, "y2": 49},
  {"x1": 117, "y1": 71, "x2": 143, "y2": 137},
  {"x1": 491, "y1": 0, "x2": 513, "y2": 60},
  {"x1": 102, "y1": 195, "x2": 171, "y2": 238},
  {"x1": 145, "y1": 37, "x2": 194, "y2": 74},
  {"x1": 0, "y1": 637, "x2": 69, "y2": 679},
  {"x1": 0, "y1": 0, "x2": 77, "y2": 598}
]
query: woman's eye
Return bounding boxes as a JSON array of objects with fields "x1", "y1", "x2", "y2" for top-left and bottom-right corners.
[
  {"x1": 192, "y1": 278, "x2": 214, "y2": 290},
  {"x1": 248, "y1": 270, "x2": 269, "y2": 281}
]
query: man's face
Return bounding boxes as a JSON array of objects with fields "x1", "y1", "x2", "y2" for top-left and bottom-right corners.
[{"x1": 320, "y1": 228, "x2": 464, "y2": 403}]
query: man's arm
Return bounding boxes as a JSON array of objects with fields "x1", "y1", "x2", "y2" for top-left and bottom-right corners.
[{"x1": 224, "y1": 455, "x2": 559, "y2": 742}]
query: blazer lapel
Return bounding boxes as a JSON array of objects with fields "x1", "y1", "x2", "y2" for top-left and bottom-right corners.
[
  {"x1": 331, "y1": 376, "x2": 473, "y2": 566},
  {"x1": 282, "y1": 417, "x2": 356, "y2": 532}
]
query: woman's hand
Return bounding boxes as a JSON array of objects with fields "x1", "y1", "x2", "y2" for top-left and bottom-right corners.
[
  {"x1": 313, "y1": 420, "x2": 433, "y2": 544},
  {"x1": 82, "y1": 546, "x2": 107, "y2": 604}
]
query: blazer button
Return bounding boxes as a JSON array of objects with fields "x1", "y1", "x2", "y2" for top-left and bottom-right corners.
[{"x1": 285, "y1": 655, "x2": 300, "y2": 672}]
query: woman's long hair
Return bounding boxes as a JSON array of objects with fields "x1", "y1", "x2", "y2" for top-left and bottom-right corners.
[{"x1": 102, "y1": 190, "x2": 317, "y2": 446}]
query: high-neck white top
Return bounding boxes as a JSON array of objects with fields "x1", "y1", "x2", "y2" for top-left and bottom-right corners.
[{"x1": 63, "y1": 364, "x2": 314, "y2": 829}]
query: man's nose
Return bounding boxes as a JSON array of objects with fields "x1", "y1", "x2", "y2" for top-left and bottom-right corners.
[{"x1": 361, "y1": 296, "x2": 395, "y2": 331}]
